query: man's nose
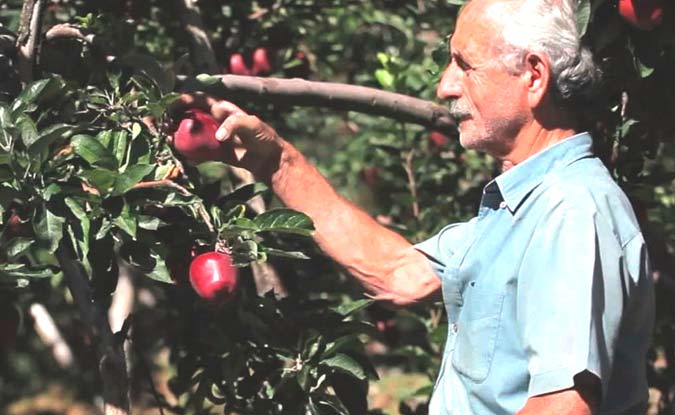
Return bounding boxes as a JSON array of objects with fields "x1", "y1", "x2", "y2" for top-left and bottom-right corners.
[{"x1": 437, "y1": 64, "x2": 462, "y2": 100}]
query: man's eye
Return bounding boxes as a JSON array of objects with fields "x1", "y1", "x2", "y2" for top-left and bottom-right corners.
[
  {"x1": 451, "y1": 54, "x2": 472, "y2": 72},
  {"x1": 456, "y1": 58, "x2": 472, "y2": 71}
]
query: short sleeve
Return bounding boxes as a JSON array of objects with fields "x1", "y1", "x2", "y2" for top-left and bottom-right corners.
[
  {"x1": 414, "y1": 220, "x2": 473, "y2": 278},
  {"x1": 516, "y1": 205, "x2": 645, "y2": 398}
]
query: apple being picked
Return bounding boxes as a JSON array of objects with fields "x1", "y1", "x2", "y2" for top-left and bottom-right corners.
[
  {"x1": 172, "y1": 109, "x2": 223, "y2": 163},
  {"x1": 618, "y1": 0, "x2": 665, "y2": 30},
  {"x1": 189, "y1": 252, "x2": 239, "y2": 301}
]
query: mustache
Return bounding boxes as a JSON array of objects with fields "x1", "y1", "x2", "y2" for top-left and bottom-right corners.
[{"x1": 448, "y1": 101, "x2": 471, "y2": 121}]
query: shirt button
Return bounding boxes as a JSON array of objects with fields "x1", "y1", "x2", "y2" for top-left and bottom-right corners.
[
  {"x1": 499, "y1": 201, "x2": 507, "y2": 209},
  {"x1": 451, "y1": 323, "x2": 459, "y2": 333}
]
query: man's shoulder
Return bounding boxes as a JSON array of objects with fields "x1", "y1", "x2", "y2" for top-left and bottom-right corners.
[{"x1": 532, "y1": 157, "x2": 641, "y2": 242}]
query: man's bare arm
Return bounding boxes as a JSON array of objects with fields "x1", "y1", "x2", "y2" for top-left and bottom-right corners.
[
  {"x1": 517, "y1": 372, "x2": 600, "y2": 415},
  {"x1": 270, "y1": 140, "x2": 441, "y2": 304}
]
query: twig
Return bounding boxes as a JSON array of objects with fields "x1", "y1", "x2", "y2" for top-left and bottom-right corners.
[
  {"x1": 402, "y1": 149, "x2": 420, "y2": 219},
  {"x1": 179, "y1": 75, "x2": 457, "y2": 135},
  {"x1": 131, "y1": 180, "x2": 192, "y2": 196}
]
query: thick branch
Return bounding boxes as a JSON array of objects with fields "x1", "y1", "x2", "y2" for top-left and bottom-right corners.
[
  {"x1": 176, "y1": 0, "x2": 219, "y2": 74},
  {"x1": 15, "y1": 0, "x2": 46, "y2": 84},
  {"x1": 181, "y1": 75, "x2": 457, "y2": 135},
  {"x1": 55, "y1": 240, "x2": 130, "y2": 415}
]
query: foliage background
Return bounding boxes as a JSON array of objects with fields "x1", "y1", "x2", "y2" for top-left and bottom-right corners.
[{"x1": 0, "y1": 0, "x2": 673, "y2": 414}]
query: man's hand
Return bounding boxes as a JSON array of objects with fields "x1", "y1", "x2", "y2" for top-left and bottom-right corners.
[{"x1": 171, "y1": 93, "x2": 285, "y2": 181}]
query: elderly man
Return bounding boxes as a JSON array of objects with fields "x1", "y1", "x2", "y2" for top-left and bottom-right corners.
[{"x1": 177, "y1": 0, "x2": 654, "y2": 413}]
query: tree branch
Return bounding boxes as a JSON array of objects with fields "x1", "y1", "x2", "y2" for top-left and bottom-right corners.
[
  {"x1": 176, "y1": 0, "x2": 219, "y2": 74},
  {"x1": 55, "y1": 240, "x2": 131, "y2": 415},
  {"x1": 15, "y1": 0, "x2": 46, "y2": 84},
  {"x1": 180, "y1": 75, "x2": 457, "y2": 135}
]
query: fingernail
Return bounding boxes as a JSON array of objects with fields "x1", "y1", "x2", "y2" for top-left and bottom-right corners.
[{"x1": 215, "y1": 128, "x2": 228, "y2": 141}]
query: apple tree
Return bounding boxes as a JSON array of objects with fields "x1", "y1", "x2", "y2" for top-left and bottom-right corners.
[{"x1": 0, "y1": 0, "x2": 674, "y2": 414}]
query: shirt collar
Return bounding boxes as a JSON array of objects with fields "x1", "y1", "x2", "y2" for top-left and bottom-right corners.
[{"x1": 492, "y1": 132, "x2": 594, "y2": 212}]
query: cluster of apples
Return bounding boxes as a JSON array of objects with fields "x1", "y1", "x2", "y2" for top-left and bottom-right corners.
[
  {"x1": 227, "y1": 47, "x2": 311, "y2": 79},
  {"x1": 618, "y1": 0, "x2": 666, "y2": 30},
  {"x1": 228, "y1": 47, "x2": 274, "y2": 76}
]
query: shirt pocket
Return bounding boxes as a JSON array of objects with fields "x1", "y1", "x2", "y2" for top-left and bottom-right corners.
[{"x1": 450, "y1": 283, "x2": 506, "y2": 383}]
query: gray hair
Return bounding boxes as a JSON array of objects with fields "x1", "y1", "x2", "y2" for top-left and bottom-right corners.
[{"x1": 497, "y1": 0, "x2": 601, "y2": 107}]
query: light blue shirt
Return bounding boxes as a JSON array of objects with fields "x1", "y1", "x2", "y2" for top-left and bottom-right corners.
[{"x1": 416, "y1": 133, "x2": 654, "y2": 415}]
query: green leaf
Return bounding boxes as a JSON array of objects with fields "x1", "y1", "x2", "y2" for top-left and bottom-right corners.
[
  {"x1": 0, "y1": 104, "x2": 13, "y2": 151},
  {"x1": 71, "y1": 134, "x2": 118, "y2": 169},
  {"x1": 33, "y1": 208, "x2": 65, "y2": 252},
  {"x1": 113, "y1": 164, "x2": 154, "y2": 195},
  {"x1": 196, "y1": 73, "x2": 221, "y2": 86},
  {"x1": 332, "y1": 299, "x2": 375, "y2": 317},
  {"x1": 374, "y1": 69, "x2": 395, "y2": 89},
  {"x1": 137, "y1": 215, "x2": 162, "y2": 230},
  {"x1": 635, "y1": 57, "x2": 655, "y2": 78},
  {"x1": 82, "y1": 168, "x2": 117, "y2": 195},
  {"x1": 111, "y1": 130, "x2": 129, "y2": 166},
  {"x1": 29, "y1": 123, "x2": 76, "y2": 155},
  {"x1": 11, "y1": 78, "x2": 53, "y2": 114},
  {"x1": 320, "y1": 354, "x2": 366, "y2": 381},
  {"x1": 253, "y1": 208, "x2": 314, "y2": 236},
  {"x1": 576, "y1": 0, "x2": 591, "y2": 38},
  {"x1": 96, "y1": 130, "x2": 114, "y2": 148},
  {"x1": 64, "y1": 197, "x2": 90, "y2": 259},
  {"x1": 145, "y1": 248, "x2": 172, "y2": 283},
  {"x1": 0, "y1": 263, "x2": 54, "y2": 280},
  {"x1": 95, "y1": 218, "x2": 113, "y2": 240},
  {"x1": 16, "y1": 115, "x2": 38, "y2": 147},
  {"x1": 113, "y1": 210, "x2": 137, "y2": 238},
  {"x1": 5, "y1": 237, "x2": 33, "y2": 260},
  {"x1": 131, "y1": 122, "x2": 142, "y2": 140}
]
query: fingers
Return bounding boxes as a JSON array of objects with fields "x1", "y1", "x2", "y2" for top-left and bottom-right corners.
[
  {"x1": 215, "y1": 114, "x2": 270, "y2": 143},
  {"x1": 171, "y1": 93, "x2": 248, "y2": 122}
]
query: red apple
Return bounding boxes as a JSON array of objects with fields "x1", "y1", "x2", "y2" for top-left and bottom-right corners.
[
  {"x1": 428, "y1": 131, "x2": 450, "y2": 150},
  {"x1": 4, "y1": 209, "x2": 31, "y2": 239},
  {"x1": 252, "y1": 47, "x2": 273, "y2": 75},
  {"x1": 172, "y1": 109, "x2": 223, "y2": 163},
  {"x1": 230, "y1": 53, "x2": 252, "y2": 75},
  {"x1": 189, "y1": 252, "x2": 239, "y2": 301},
  {"x1": 618, "y1": 0, "x2": 665, "y2": 30}
]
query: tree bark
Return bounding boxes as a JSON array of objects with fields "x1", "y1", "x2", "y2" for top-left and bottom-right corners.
[
  {"x1": 180, "y1": 75, "x2": 457, "y2": 135},
  {"x1": 176, "y1": 0, "x2": 219, "y2": 74},
  {"x1": 15, "y1": 0, "x2": 45, "y2": 84},
  {"x1": 55, "y1": 241, "x2": 131, "y2": 415}
]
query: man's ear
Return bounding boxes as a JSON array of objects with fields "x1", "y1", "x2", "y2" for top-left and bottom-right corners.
[{"x1": 524, "y1": 52, "x2": 551, "y2": 109}]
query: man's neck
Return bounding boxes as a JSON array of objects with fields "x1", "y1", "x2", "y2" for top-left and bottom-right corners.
[{"x1": 503, "y1": 122, "x2": 577, "y2": 167}]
